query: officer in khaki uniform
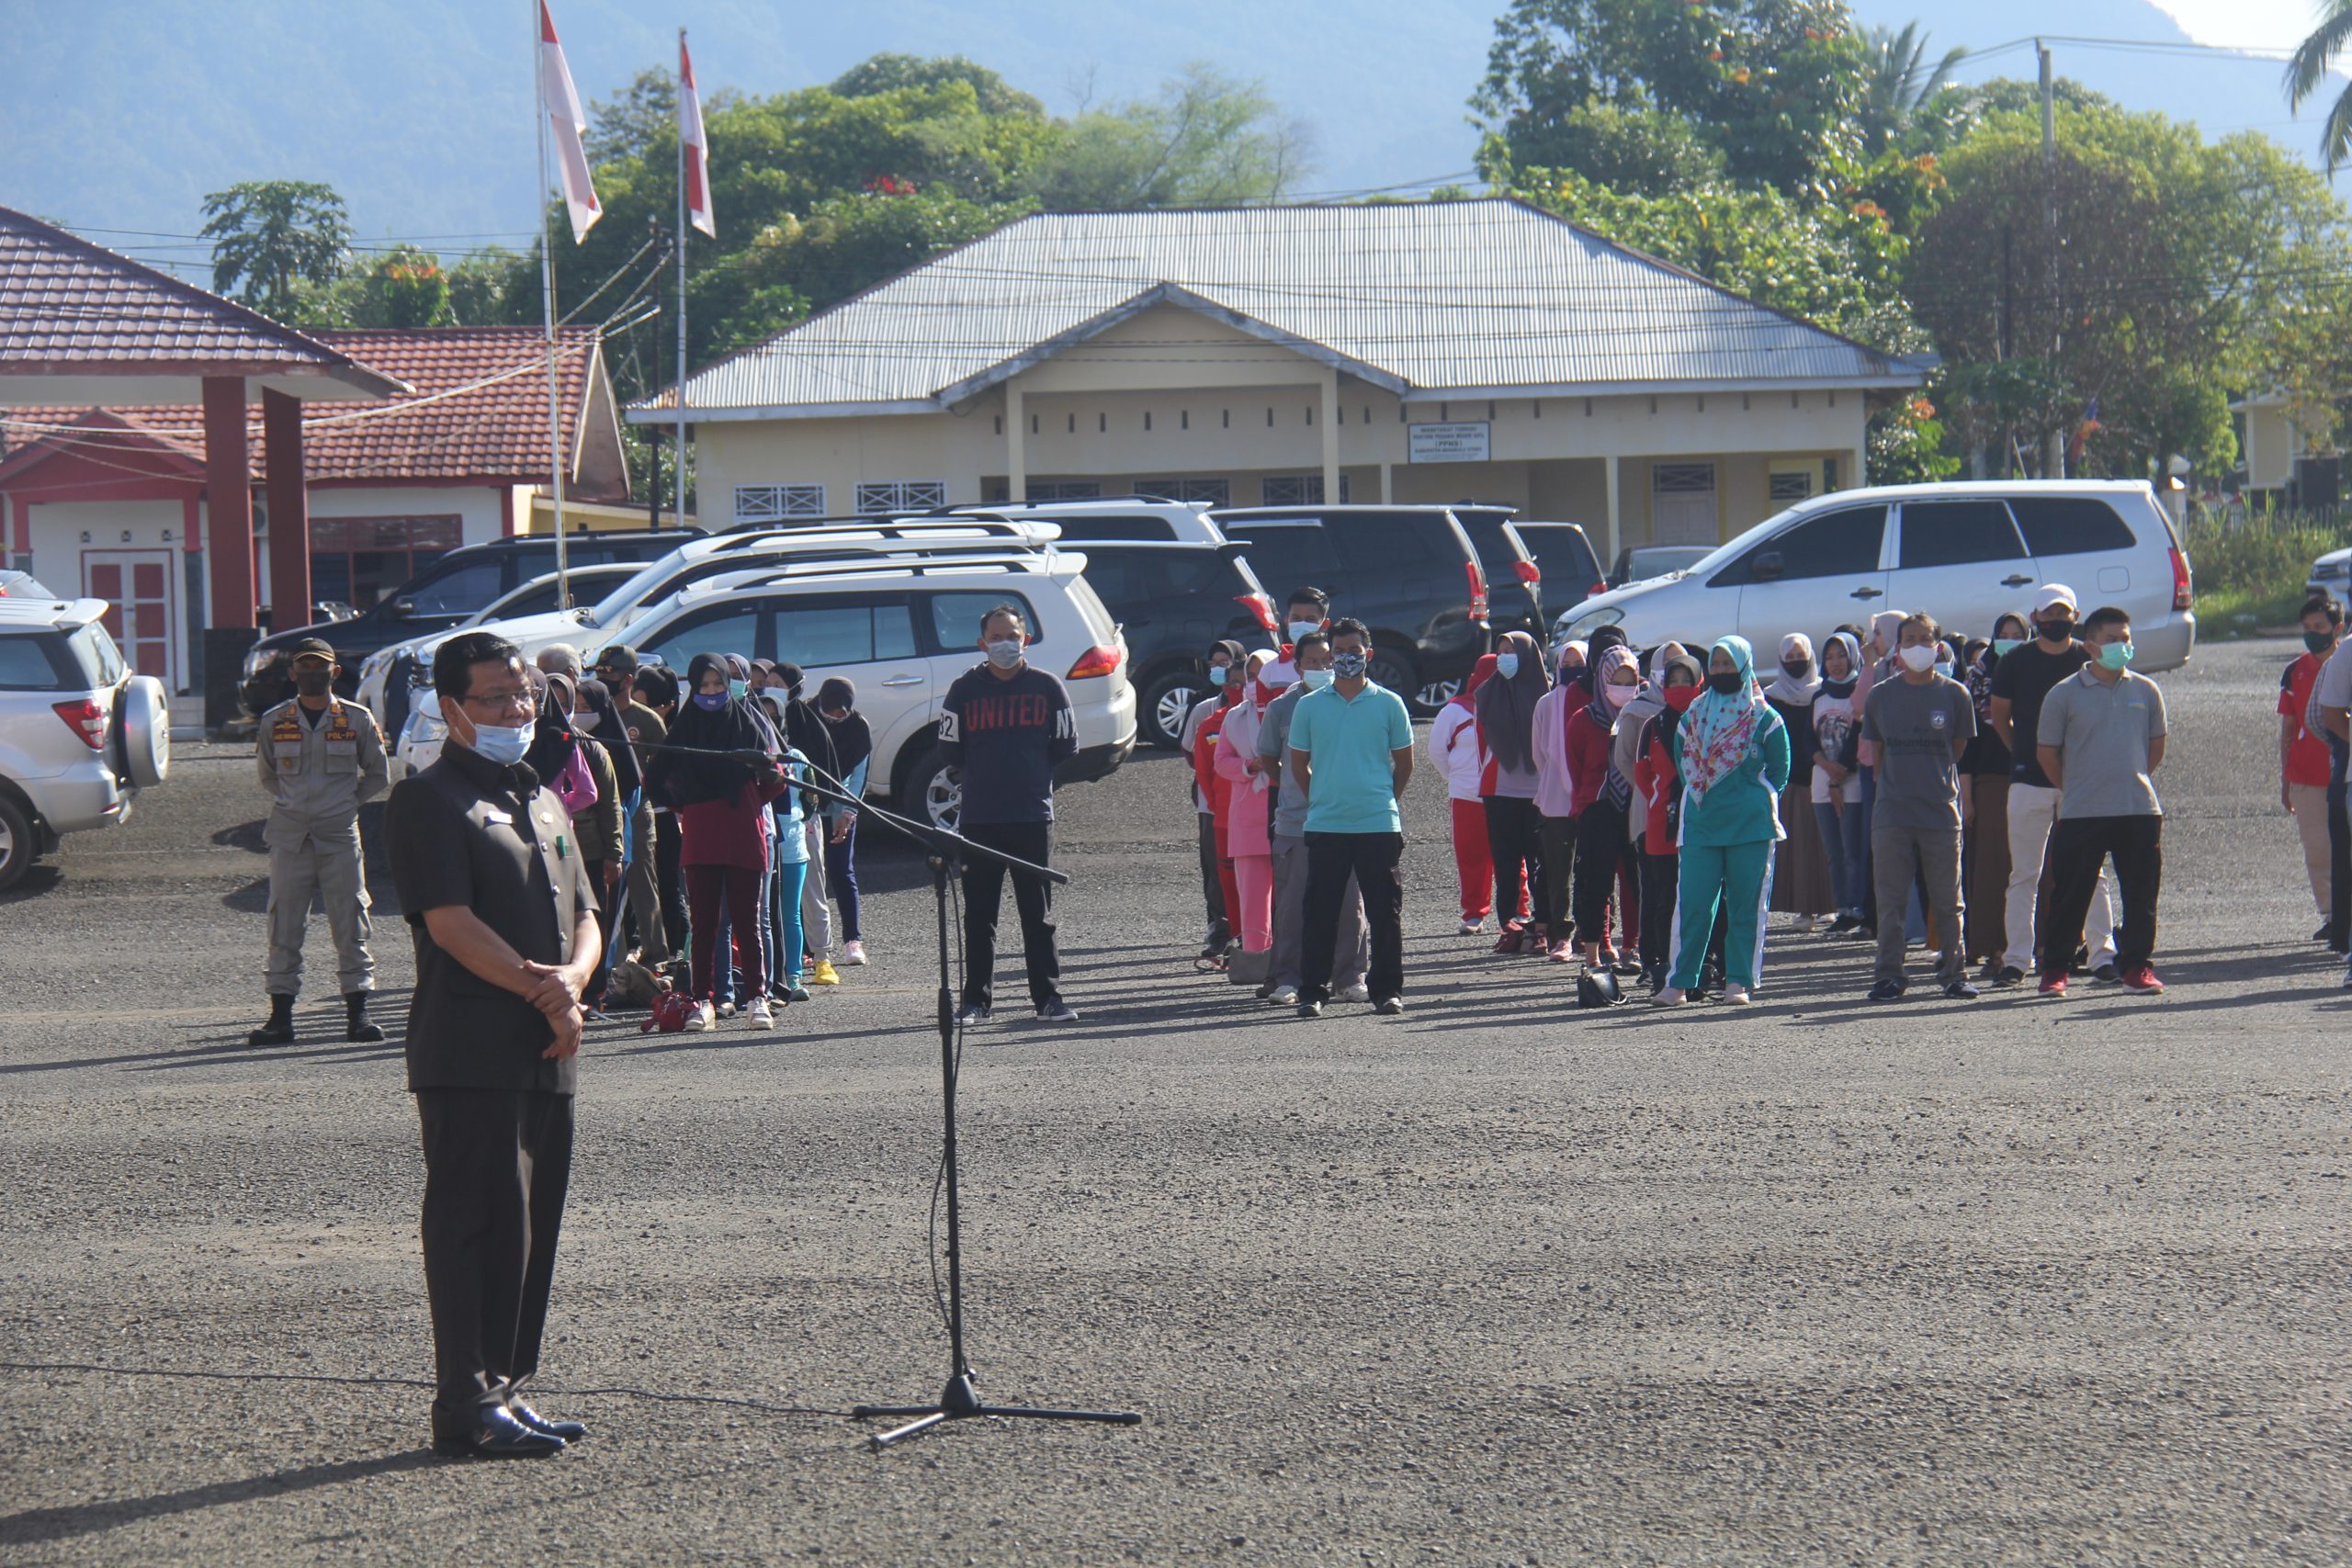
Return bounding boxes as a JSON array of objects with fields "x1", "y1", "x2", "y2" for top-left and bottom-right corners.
[{"x1": 250, "y1": 637, "x2": 390, "y2": 1046}]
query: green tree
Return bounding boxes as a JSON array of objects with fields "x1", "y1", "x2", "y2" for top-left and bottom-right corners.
[
  {"x1": 2285, "y1": 0, "x2": 2352, "y2": 172},
  {"x1": 831, "y1": 53, "x2": 1046, "y2": 119},
  {"x1": 1475, "y1": 0, "x2": 1870, "y2": 195},
  {"x1": 1859, "y1": 23, "x2": 1962, "y2": 153},
  {"x1": 1023, "y1": 64, "x2": 1313, "y2": 209},
  {"x1": 200, "y1": 179, "x2": 351, "y2": 318}
]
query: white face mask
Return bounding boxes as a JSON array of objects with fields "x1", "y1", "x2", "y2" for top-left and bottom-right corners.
[
  {"x1": 1898, "y1": 644, "x2": 1937, "y2": 672},
  {"x1": 1287, "y1": 620, "x2": 1322, "y2": 644},
  {"x1": 985, "y1": 638, "x2": 1023, "y2": 670},
  {"x1": 571, "y1": 710, "x2": 599, "y2": 733}
]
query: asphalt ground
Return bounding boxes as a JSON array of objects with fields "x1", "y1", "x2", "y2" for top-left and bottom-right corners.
[{"x1": 0, "y1": 636, "x2": 2346, "y2": 1565}]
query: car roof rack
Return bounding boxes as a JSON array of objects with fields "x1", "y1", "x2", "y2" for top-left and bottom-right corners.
[
  {"x1": 926, "y1": 495, "x2": 1198, "y2": 513},
  {"x1": 718, "y1": 516, "x2": 1058, "y2": 545},
  {"x1": 699, "y1": 554, "x2": 1058, "y2": 592}
]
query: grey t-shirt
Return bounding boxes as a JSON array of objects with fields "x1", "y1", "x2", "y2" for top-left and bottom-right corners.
[
  {"x1": 2039, "y1": 668, "x2": 2166, "y2": 818},
  {"x1": 1861, "y1": 672, "x2": 1976, "y2": 830},
  {"x1": 1257, "y1": 682, "x2": 1311, "y2": 839}
]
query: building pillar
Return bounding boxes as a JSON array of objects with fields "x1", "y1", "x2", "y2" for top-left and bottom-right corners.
[
  {"x1": 1318, "y1": 370, "x2": 1340, "y2": 504},
  {"x1": 1005, "y1": 382, "x2": 1027, "y2": 505},
  {"x1": 1602, "y1": 455, "x2": 1622, "y2": 566},
  {"x1": 263, "y1": 389, "x2": 309, "y2": 633},
  {"x1": 1379, "y1": 460, "x2": 1394, "y2": 503},
  {"x1": 201, "y1": 376, "x2": 254, "y2": 627},
  {"x1": 1848, "y1": 444, "x2": 1865, "y2": 493}
]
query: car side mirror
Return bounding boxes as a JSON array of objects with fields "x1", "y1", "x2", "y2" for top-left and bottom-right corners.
[
  {"x1": 390, "y1": 596, "x2": 416, "y2": 618},
  {"x1": 1749, "y1": 552, "x2": 1785, "y2": 582}
]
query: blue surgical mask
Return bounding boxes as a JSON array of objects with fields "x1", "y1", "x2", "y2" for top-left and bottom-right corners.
[
  {"x1": 1992, "y1": 638, "x2": 2022, "y2": 658},
  {"x1": 1934, "y1": 660, "x2": 1954, "y2": 680},
  {"x1": 1301, "y1": 667, "x2": 1334, "y2": 691},
  {"x1": 693, "y1": 691, "x2": 727, "y2": 711},
  {"x1": 986, "y1": 638, "x2": 1024, "y2": 670},
  {"x1": 468, "y1": 720, "x2": 532, "y2": 767},
  {"x1": 1287, "y1": 620, "x2": 1321, "y2": 644},
  {"x1": 1495, "y1": 651, "x2": 1521, "y2": 680},
  {"x1": 2097, "y1": 639, "x2": 2134, "y2": 671},
  {"x1": 1331, "y1": 651, "x2": 1369, "y2": 681},
  {"x1": 728, "y1": 678, "x2": 750, "y2": 701}
]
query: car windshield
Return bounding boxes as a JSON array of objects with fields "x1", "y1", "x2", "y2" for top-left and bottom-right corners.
[
  {"x1": 1676, "y1": 502, "x2": 1815, "y2": 579},
  {"x1": 66, "y1": 620, "x2": 126, "y2": 687}
]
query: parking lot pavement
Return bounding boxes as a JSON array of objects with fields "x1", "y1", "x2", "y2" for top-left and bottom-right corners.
[{"x1": 1, "y1": 637, "x2": 2346, "y2": 1564}]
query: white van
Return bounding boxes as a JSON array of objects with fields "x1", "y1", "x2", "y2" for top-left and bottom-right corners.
[{"x1": 1556, "y1": 480, "x2": 2196, "y2": 671}]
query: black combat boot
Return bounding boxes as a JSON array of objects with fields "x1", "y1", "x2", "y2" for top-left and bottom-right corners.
[
  {"x1": 345, "y1": 991, "x2": 386, "y2": 1043},
  {"x1": 247, "y1": 993, "x2": 296, "y2": 1048}
]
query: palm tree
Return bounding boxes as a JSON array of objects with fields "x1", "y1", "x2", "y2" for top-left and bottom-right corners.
[
  {"x1": 1862, "y1": 23, "x2": 1964, "y2": 152},
  {"x1": 2286, "y1": 1, "x2": 2352, "y2": 172}
]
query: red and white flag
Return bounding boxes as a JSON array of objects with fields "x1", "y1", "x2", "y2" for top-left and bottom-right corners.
[
  {"x1": 538, "y1": 0, "x2": 601, "y2": 243},
  {"x1": 679, "y1": 34, "x2": 717, "y2": 238}
]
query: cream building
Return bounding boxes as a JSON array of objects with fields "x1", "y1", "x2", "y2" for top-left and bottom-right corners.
[{"x1": 636, "y1": 199, "x2": 1928, "y2": 561}]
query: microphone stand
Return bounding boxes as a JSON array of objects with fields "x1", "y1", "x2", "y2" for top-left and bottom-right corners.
[{"x1": 625, "y1": 736, "x2": 1141, "y2": 1450}]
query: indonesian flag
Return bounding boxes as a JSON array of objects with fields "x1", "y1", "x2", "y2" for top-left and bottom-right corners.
[
  {"x1": 679, "y1": 34, "x2": 716, "y2": 238},
  {"x1": 539, "y1": 0, "x2": 601, "y2": 243}
]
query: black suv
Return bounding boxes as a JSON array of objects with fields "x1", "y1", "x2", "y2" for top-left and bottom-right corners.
[
  {"x1": 240, "y1": 526, "x2": 701, "y2": 714},
  {"x1": 1209, "y1": 505, "x2": 1495, "y2": 713},
  {"x1": 1067, "y1": 540, "x2": 1279, "y2": 748}
]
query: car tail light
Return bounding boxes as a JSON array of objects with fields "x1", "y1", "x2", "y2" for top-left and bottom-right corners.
[
  {"x1": 1235, "y1": 592, "x2": 1277, "y2": 633},
  {"x1": 1067, "y1": 643, "x2": 1123, "y2": 680},
  {"x1": 1512, "y1": 559, "x2": 1540, "y2": 585},
  {"x1": 54, "y1": 698, "x2": 106, "y2": 750},
  {"x1": 1465, "y1": 559, "x2": 1489, "y2": 622},
  {"x1": 2170, "y1": 546, "x2": 2193, "y2": 612}
]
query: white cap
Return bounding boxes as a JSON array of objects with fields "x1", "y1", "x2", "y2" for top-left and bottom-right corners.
[{"x1": 2032, "y1": 582, "x2": 2078, "y2": 615}]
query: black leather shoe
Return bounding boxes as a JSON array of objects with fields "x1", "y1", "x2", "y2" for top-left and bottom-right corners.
[
  {"x1": 507, "y1": 1400, "x2": 587, "y2": 1441},
  {"x1": 432, "y1": 1404, "x2": 565, "y2": 1459}
]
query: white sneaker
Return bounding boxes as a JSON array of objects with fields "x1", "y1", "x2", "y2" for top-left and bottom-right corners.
[
  {"x1": 1793, "y1": 916, "x2": 1818, "y2": 934},
  {"x1": 684, "y1": 1000, "x2": 716, "y2": 1032},
  {"x1": 842, "y1": 941, "x2": 867, "y2": 966},
  {"x1": 1337, "y1": 982, "x2": 1371, "y2": 1003},
  {"x1": 1457, "y1": 918, "x2": 1487, "y2": 935},
  {"x1": 748, "y1": 998, "x2": 775, "y2": 1030},
  {"x1": 715, "y1": 999, "x2": 738, "y2": 1019},
  {"x1": 1266, "y1": 985, "x2": 1299, "y2": 1006},
  {"x1": 1724, "y1": 983, "x2": 1753, "y2": 1005}
]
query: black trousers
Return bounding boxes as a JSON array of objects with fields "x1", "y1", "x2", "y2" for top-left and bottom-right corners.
[
  {"x1": 2329, "y1": 780, "x2": 2349, "y2": 952},
  {"x1": 961, "y1": 820, "x2": 1062, "y2": 1009},
  {"x1": 1637, "y1": 852, "x2": 1678, "y2": 987},
  {"x1": 1481, "y1": 795, "x2": 1542, "y2": 926},
  {"x1": 1538, "y1": 815, "x2": 1577, "y2": 930},
  {"x1": 416, "y1": 1088, "x2": 574, "y2": 1433},
  {"x1": 1303, "y1": 830, "x2": 1405, "y2": 1003},
  {"x1": 2041, "y1": 814, "x2": 2163, "y2": 977},
  {"x1": 1572, "y1": 799, "x2": 1629, "y2": 946},
  {"x1": 1196, "y1": 812, "x2": 1228, "y2": 945},
  {"x1": 654, "y1": 808, "x2": 688, "y2": 957}
]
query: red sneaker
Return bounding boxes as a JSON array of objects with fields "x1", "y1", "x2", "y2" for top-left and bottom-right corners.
[
  {"x1": 2038, "y1": 974, "x2": 2067, "y2": 998},
  {"x1": 2120, "y1": 965, "x2": 2165, "y2": 994}
]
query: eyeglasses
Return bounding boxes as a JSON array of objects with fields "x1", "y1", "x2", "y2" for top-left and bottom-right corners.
[{"x1": 460, "y1": 687, "x2": 534, "y2": 716}]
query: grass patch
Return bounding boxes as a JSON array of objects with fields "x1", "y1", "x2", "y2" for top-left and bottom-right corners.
[{"x1": 2180, "y1": 504, "x2": 2352, "y2": 636}]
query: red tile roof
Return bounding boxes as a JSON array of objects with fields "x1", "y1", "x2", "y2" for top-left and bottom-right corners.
[
  {"x1": 0, "y1": 327, "x2": 626, "y2": 497},
  {"x1": 0, "y1": 205, "x2": 401, "y2": 393}
]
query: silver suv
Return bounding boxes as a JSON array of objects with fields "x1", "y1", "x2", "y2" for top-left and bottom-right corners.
[{"x1": 0, "y1": 596, "x2": 169, "y2": 890}]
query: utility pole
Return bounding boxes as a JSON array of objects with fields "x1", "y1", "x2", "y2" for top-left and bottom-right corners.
[{"x1": 2040, "y1": 39, "x2": 2066, "y2": 480}]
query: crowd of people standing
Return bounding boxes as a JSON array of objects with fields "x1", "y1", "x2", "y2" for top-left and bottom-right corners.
[{"x1": 1181, "y1": 581, "x2": 2180, "y2": 1011}]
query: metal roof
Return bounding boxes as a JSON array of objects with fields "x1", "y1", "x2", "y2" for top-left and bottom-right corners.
[{"x1": 635, "y1": 198, "x2": 1928, "y2": 423}]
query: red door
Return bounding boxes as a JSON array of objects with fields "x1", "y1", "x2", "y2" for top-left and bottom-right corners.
[{"x1": 85, "y1": 550, "x2": 175, "y2": 684}]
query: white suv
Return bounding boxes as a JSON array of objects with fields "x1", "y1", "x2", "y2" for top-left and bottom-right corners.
[
  {"x1": 939, "y1": 497, "x2": 1227, "y2": 545},
  {"x1": 1556, "y1": 480, "x2": 2198, "y2": 671},
  {"x1": 0, "y1": 596, "x2": 169, "y2": 890},
  {"x1": 600, "y1": 551, "x2": 1135, "y2": 828}
]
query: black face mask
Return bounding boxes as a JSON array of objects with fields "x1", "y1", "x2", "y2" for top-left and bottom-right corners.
[
  {"x1": 1781, "y1": 660, "x2": 1812, "y2": 680},
  {"x1": 2037, "y1": 616, "x2": 2075, "y2": 644},
  {"x1": 1708, "y1": 671, "x2": 1743, "y2": 695},
  {"x1": 293, "y1": 668, "x2": 334, "y2": 697}
]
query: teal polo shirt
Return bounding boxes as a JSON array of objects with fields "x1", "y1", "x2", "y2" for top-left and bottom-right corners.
[{"x1": 1287, "y1": 680, "x2": 1413, "y2": 834}]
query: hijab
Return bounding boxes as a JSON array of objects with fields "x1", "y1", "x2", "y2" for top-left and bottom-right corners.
[
  {"x1": 1588, "y1": 644, "x2": 1640, "y2": 722},
  {"x1": 1474, "y1": 629, "x2": 1552, "y2": 773},
  {"x1": 1611, "y1": 642, "x2": 1681, "y2": 788},
  {"x1": 1868, "y1": 611, "x2": 1905, "y2": 672},
  {"x1": 1450, "y1": 652, "x2": 1498, "y2": 712},
  {"x1": 1209, "y1": 638, "x2": 1247, "y2": 709},
  {"x1": 650, "y1": 650, "x2": 772, "y2": 808},
  {"x1": 573, "y1": 675, "x2": 640, "y2": 796},
  {"x1": 1245, "y1": 648, "x2": 1280, "y2": 711},
  {"x1": 524, "y1": 670, "x2": 578, "y2": 782},
  {"x1": 1680, "y1": 636, "x2": 1768, "y2": 794},
  {"x1": 1764, "y1": 632, "x2": 1822, "y2": 707},
  {"x1": 1819, "y1": 631, "x2": 1862, "y2": 698}
]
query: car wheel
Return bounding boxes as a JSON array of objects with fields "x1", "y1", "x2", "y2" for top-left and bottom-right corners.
[
  {"x1": 904, "y1": 747, "x2": 963, "y2": 833},
  {"x1": 1366, "y1": 648, "x2": 1422, "y2": 712},
  {"x1": 1417, "y1": 677, "x2": 1463, "y2": 709},
  {"x1": 1139, "y1": 668, "x2": 1209, "y2": 750},
  {"x1": 0, "y1": 795, "x2": 37, "y2": 893}
]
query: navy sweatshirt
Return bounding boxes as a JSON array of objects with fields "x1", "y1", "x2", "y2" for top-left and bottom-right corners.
[{"x1": 938, "y1": 662, "x2": 1077, "y2": 824}]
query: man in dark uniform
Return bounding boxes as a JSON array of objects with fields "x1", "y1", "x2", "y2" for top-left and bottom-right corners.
[
  {"x1": 385, "y1": 630, "x2": 602, "y2": 1459},
  {"x1": 248, "y1": 637, "x2": 389, "y2": 1047}
]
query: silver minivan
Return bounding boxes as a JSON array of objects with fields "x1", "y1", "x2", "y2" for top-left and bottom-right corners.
[{"x1": 1556, "y1": 480, "x2": 2196, "y2": 671}]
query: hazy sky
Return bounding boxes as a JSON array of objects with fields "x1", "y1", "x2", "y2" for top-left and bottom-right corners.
[{"x1": 2150, "y1": 0, "x2": 2319, "y2": 51}]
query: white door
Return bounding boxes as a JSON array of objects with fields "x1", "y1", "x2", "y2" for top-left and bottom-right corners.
[
  {"x1": 1651, "y1": 463, "x2": 1719, "y2": 546},
  {"x1": 83, "y1": 549, "x2": 176, "y2": 686},
  {"x1": 1722, "y1": 502, "x2": 1894, "y2": 652},
  {"x1": 1885, "y1": 499, "x2": 2038, "y2": 640}
]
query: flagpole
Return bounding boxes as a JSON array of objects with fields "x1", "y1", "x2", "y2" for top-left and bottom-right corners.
[
  {"x1": 676, "y1": 28, "x2": 690, "y2": 533},
  {"x1": 537, "y1": 0, "x2": 570, "y2": 604}
]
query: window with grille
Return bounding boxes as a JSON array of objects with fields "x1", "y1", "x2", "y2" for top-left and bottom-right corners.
[
  {"x1": 1767, "y1": 470, "x2": 1814, "y2": 503},
  {"x1": 853, "y1": 479, "x2": 947, "y2": 513},
  {"x1": 1652, "y1": 463, "x2": 1715, "y2": 494},
  {"x1": 734, "y1": 484, "x2": 827, "y2": 523},
  {"x1": 1261, "y1": 475, "x2": 1322, "y2": 505},
  {"x1": 1027, "y1": 480, "x2": 1102, "y2": 502},
  {"x1": 1133, "y1": 478, "x2": 1230, "y2": 506}
]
